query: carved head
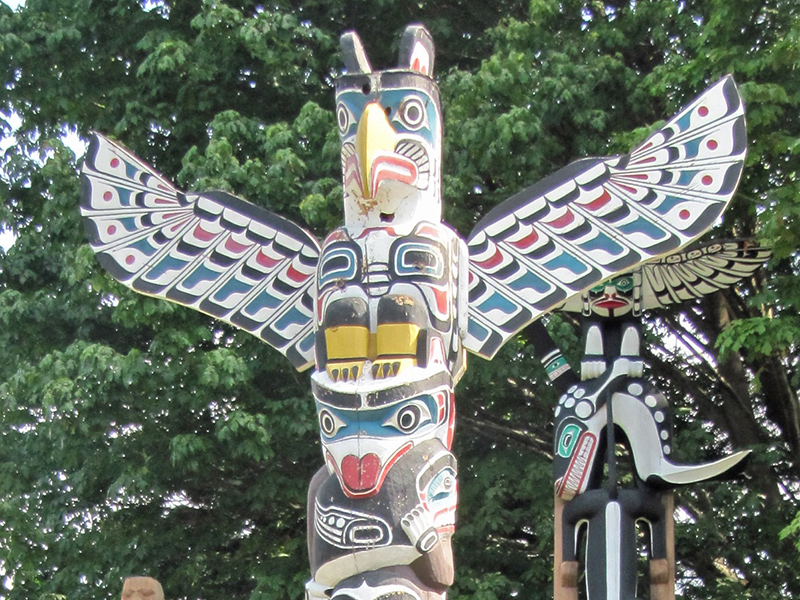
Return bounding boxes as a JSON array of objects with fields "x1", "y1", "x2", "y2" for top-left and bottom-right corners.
[
  {"x1": 335, "y1": 25, "x2": 442, "y2": 233},
  {"x1": 582, "y1": 272, "x2": 641, "y2": 318},
  {"x1": 121, "y1": 577, "x2": 164, "y2": 600}
]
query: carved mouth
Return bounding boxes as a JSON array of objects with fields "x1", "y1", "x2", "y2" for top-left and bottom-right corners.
[{"x1": 595, "y1": 298, "x2": 629, "y2": 309}]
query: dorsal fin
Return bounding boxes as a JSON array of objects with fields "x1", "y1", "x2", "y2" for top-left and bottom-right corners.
[{"x1": 398, "y1": 24, "x2": 434, "y2": 76}]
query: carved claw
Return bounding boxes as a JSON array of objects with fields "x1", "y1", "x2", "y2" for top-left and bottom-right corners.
[
  {"x1": 401, "y1": 504, "x2": 438, "y2": 553},
  {"x1": 371, "y1": 357, "x2": 415, "y2": 379},
  {"x1": 327, "y1": 360, "x2": 365, "y2": 383}
]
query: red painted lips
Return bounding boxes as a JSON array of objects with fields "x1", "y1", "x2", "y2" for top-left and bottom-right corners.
[{"x1": 341, "y1": 453, "x2": 381, "y2": 492}]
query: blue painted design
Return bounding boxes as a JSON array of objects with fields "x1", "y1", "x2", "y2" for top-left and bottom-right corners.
[
  {"x1": 114, "y1": 186, "x2": 133, "y2": 207},
  {"x1": 319, "y1": 247, "x2": 358, "y2": 287},
  {"x1": 275, "y1": 306, "x2": 308, "y2": 330},
  {"x1": 212, "y1": 277, "x2": 252, "y2": 303},
  {"x1": 543, "y1": 252, "x2": 590, "y2": 275},
  {"x1": 130, "y1": 237, "x2": 159, "y2": 257},
  {"x1": 467, "y1": 318, "x2": 489, "y2": 341},
  {"x1": 682, "y1": 136, "x2": 703, "y2": 159},
  {"x1": 124, "y1": 159, "x2": 139, "y2": 180},
  {"x1": 477, "y1": 291, "x2": 518, "y2": 316},
  {"x1": 675, "y1": 111, "x2": 692, "y2": 133},
  {"x1": 619, "y1": 216, "x2": 668, "y2": 240},
  {"x1": 181, "y1": 263, "x2": 220, "y2": 290},
  {"x1": 299, "y1": 330, "x2": 315, "y2": 353},
  {"x1": 145, "y1": 254, "x2": 190, "y2": 281},
  {"x1": 316, "y1": 394, "x2": 441, "y2": 441},
  {"x1": 508, "y1": 270, "x2": 551, "y2": 294},
  {"x1": 677, "y1": 169, "x2": 701, "y2": 186},
  {"x1": 395, "y1": 241, "x2": 444, "y2": 279},
  {"x1": 243, "y1": 290, "x2": 282, "y2": 315},
  {"x1": 654, "y1": 195, "x2": 684, "y2": 216},
  {"x1": 577, "y1": 231, "x2": 624, "y2": 255}
]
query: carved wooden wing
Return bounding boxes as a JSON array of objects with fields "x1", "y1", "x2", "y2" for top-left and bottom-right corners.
[
  {"x1": 465, "y1": 76, "x2": 747, "y2": 359},
  {"x1": 556, "y1": 239, "x2": 771, "y2": 312},
  {"x1": 80, "y1": 133, "x2": 321, "y2": 371},
  {"x1": 638, "y1": 239, "x2": 770, "y2": 309}
]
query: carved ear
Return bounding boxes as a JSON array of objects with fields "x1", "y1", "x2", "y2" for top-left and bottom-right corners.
[
  {"x1": 340, "y1": 31, "x2": 372, "y2": 74},
  {"x1": 398, "y1": 24, "x2": 434, "y2": 76}
]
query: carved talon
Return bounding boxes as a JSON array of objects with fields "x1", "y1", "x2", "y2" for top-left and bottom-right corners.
[
  {"x1": 401, "y1": 504, "x2": 438, "y2": 553},
  {"x1": 372, "y1": 357, "x2": 415, "y2": 379},
  {"x1": 327, "y1": 360, "x2": 366, "y2": 382}
]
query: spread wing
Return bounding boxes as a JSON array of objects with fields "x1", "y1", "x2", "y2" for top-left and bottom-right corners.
[
  {"x1": 639, "y1": 239, "x2": 770, "y2": 309},
  {"x1": 465, "y1": 76, "x2": 747, "y2": 359},
  {"x1": 558, "y1": 239, "x2": 770, "y2": 312},
  {"x1": 80, "y1": 133, "x2": 321, "y2": 371}
]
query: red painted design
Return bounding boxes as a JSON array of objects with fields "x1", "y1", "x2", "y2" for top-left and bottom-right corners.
[
  {"x1": 154, "y1": 198, "x2": 174, "y2": 205},
  {"x1": 125, "y1": 255, "x2": 135, "y2": 265},
  {"x1": 342, "y1": 453, "x2": 381, "y2": 492},
  {"x1": 287, "y1": 263, "x2": 310, "y2": 283},
  {"x1": 224, "y1": 236, "x2": 250, "y2": 254},
  {"x1": 447, "y1": 392, "x2": 456, "y2": 449},
  {"x1": 432, "y1": 287, "x2": 449, "y2": 316},
  {"x1": 475, "y1": 248, "x2": 503, "y2": 269},
  {"x1": 679, "y1": 209, "x2": 691, "y2": 220},
  {"x1": 544, "y1": 209, "x2": 575, "y2": 229},
  {"x1": 103, "y1": 191, "x2": 113, "y2": 202},
  {"x1": 193, "y1": 224, "x2": 216, "y2": 242},
  {"x1": 332, "y1": 442, "x2": 413, "y2": 499},
  {"x1": 616, "y1": 183, "x2": 638, "y2": 194},
  {"x1": 371, "y1": 155, "x2": 418, "y2": 193},
  {"x1": 110, "y1": 158, "x2": 120, "y2": 168},
  {"x1": 702, "y1": 175, "x2": 713, "y2": 186},
  {"x1": 707, "y1": 139, "x2": 718, "y2": 150},
  {"x1": 698, "y1": 106, "x2": 709, "y2": 117},
  {"x1": 510, "y1": 228, "x2": 539, "y2": 250},
  {"x1": 632, "y1": 156, "x2": 657, "y2": 165},
  {"x1": 107, "y1": 225, "x2": 117, "y2": 236},
  {"x1": 585, "y1": 189, "x2": 612, "y2": 211},
  {"x1": 256, "y1": 250, "x2": 280, "y2": 268}
]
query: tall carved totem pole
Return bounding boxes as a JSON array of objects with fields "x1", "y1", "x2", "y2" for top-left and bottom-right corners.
[{"x1": 80, "y1": 24, "x2": 763, "y2": 600}]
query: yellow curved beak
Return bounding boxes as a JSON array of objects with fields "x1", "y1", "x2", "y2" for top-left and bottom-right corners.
[{"x1": 355, "y1": 102, "x2": 397, "y2": 198}]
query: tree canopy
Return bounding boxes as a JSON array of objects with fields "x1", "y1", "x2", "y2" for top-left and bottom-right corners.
[{"x1": 0, "y1": 0, "x2": 799, "y2": 599}]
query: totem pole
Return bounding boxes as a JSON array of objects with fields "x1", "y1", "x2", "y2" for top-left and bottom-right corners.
[
  {"x1": 550, "y1": 240, "x2": 769, "y2": 600},
  {"x1": 79, "y1": 24, "x2": 757, "y2": 600}
]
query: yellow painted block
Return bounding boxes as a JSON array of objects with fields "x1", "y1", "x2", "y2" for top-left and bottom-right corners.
[
  {"x1": 376, "y1": 323, "x2": 420, "y2": 356},
  {"x1": 325, "y1": 325, "x2": 369, "y2": 360}
]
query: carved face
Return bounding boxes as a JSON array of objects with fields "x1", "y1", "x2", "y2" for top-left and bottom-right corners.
[
  {"x1": 314, "y1": 383, "x2": 454, "y2": 498},
  {"x1": 121, "y1": 577, "x2": 164, "y2": 600},
  {"x1": 335, "y1": 28, "x2": 442, "y2": 233},
  {"x1": 585, "y1": 273, "x2": 636, "y2": 318}
]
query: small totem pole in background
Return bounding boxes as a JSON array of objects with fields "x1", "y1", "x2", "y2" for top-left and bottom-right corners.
[
  {"x1": 121, "y1": 577, "x2": 164, "y2": 600},
  {"x1": 549, "y1": 241, "x2": 768, "y2": 600},
  {"x1": 79, "y1": 23, "x2": 761, "y2": 600}
]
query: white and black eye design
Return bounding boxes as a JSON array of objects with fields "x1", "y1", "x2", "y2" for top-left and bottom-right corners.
[
  {"x1": 383, "y1": 400, "x2": 433, "y2": 434},
  {"x1": 319, "y1": 409, "x2": 347, "y2": 438},
  {"x1": 394, "y1": 96, "x2": 428, "y2": 131},
  {"x1": 337, "y1": 102, "x2": 356, "y2": 135}
]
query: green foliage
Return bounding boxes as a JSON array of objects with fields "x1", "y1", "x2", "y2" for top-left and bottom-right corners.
[{"x1": 0, "y1": 0, "x2": 799, "y2": 599}]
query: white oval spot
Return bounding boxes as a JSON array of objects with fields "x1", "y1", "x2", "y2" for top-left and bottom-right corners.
[{"x1": 575, "y1": 401, "x2": 593, "y2": 419}]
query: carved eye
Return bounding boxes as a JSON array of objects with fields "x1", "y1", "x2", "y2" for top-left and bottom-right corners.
[
  {"x1": 319, "y1": 409, "x2": 346, "y2": 438},
  {"x1": 337, "y1": 102, "x2": 356, "y2": 135},
  {"x1": 383, "y1": 400, "x2": 433, "y2": 434},
  {"x1": 394, "y1": 97, "x2": 428, "y2": 131}
]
